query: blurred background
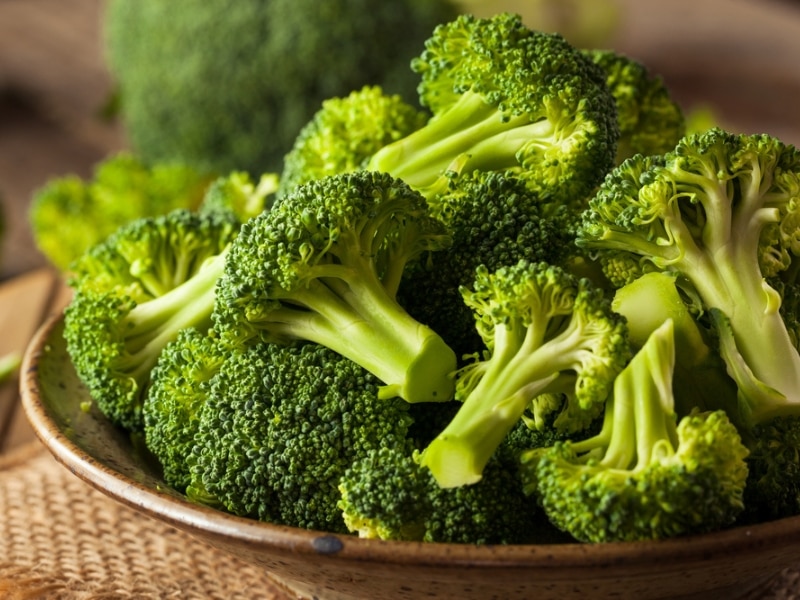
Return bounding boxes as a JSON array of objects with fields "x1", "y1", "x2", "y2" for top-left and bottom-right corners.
[{"x1": 0, "y1": 0, "x2": 798, "y2": 281}]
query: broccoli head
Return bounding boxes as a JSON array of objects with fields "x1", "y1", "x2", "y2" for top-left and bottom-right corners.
[
  {"x1": 521, "y1": 319, "x2": 749, "y2": 542},
  {"x1": 367, "y1": 12, "x2": 619, "y2": 205},
  {"x1": 188, "y1": 340, "x2": 415, "y2": 532},
  {"x1": 419, "y1": 259, "x2": 630, "y2": 488},
  {"x1": 198, "y1": 171, "x2": 279, "y2": 224},
  {"x1": 212, "y1": 170, "x2": 457, "y2": 404},
  {"x1": 64, "y1": 209, "x2": 238, "y2": 430},
  {"x1": 104, "y1": 0, "x2": 458, "y2": 175}
]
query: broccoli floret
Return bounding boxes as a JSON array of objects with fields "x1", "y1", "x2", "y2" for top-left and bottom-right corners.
[
  {"x1": 418, "y1": 259, "x2": 630, "y2": 488},
  {"x1": 198, "y1": 171, "x2": 279, "y2": 224},
  {"x1": 64, "y1": 209, "x2": 238, "y2": 431},
  {"x1": 279, "y1": 86, "x2": 429, "y2": 196},
  {"x1": 143, "y1": 327, "x2": 226, "y2": 490},
  {"x1": 188, "y1": 340, "x2": 415, "y2": 532},
  {"x1": 366, "y1": 13, "x2": 619, "y2": 205},
  {"x1": 104, "y1": 0, "x2": 458, "y2": 175},
  {"x1": 29, "y1": 152, "x2": 213, "y2": 271},
  {"x1": 212, "y1": 170, "x2": 457, "y2": 404},
  {"x1": 521, "y1": 319, "x2": 749, "y2": 542},
  {"x1": 582, "y1": 48, "x2": 685, "y2": 164},
  {"x1": 577, "y1": 128, "x2": 800, "y2": 518},
  {"x1": 338, "y1": 446, "x2": 539, "y2": 544}
]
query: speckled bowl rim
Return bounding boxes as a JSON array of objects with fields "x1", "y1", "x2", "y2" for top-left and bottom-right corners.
[{"x1": 19, "y1": 312, "x2": 800, "y2": 571}]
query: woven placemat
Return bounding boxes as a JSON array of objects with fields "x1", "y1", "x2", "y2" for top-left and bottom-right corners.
[
  {"x1": 2, "y1": 442, "x2": 800, "y2": 600},
  {"x1": 0, "y1": 442, "x2": 291, "y2": 600}
]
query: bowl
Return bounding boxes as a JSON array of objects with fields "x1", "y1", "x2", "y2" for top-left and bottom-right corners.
[{"x1": 20, "y1": 313, "x2": 800, "y2": 600}]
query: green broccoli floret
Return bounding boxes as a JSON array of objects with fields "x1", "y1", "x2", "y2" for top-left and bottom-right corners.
[
  {"x1": 64, "y1": 209, "x2": 238, "y2": 431},
  {"x1": 188, "y1": 340, "x2": 415, "y2": 532},
  {"x1": 198, "y1": 171, "x2": 279, "y2": 224},
  {"x1": 582, "y1": 48, "x2": 685, "y2": 165},
  {"x1": 418, "y1": 259, "x2": 630, "y2": 488},
  {"x1": 521, "y1": 319, "x2": 749, "y2": 542},
  {"x1": 398, "y1": 169, "x2": 573, "y2": 359},
  {"x1": 577, "y1": 128, "x2": 800, "y2": 519},
  {"x1": 279, "y1": 86, "x2": 429, "y2": 196},
  {"x1": 29, "y1": 152, "x2": 213, "y2": 271},
  {"x1": 338, "y1": 446, "x2": 539, "y2": 544},
  {"x1": 212, "y1": 170, "x2": 457, "y2": 404},
  {"x1": 143, "y1": 327, "x2": 226, "y2": 490},
  {"x1": 104, "y1": 0, "x2": 458, "y2": 175},
  {"x1": 366, "y1": 12, "x2": 619, "y2": 205}
]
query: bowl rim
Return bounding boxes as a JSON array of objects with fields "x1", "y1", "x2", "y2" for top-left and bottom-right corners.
[{"x1": 19, "y1": 312, "x2": 800, "y2": 571}]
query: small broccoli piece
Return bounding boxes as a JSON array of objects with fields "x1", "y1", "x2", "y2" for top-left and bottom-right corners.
[
  {"x1": 582, "y1": 48, "x2": 685, "y2": 164},
  {"x1": 338, "y1": 446, "x2": 539, "y2": 544},
  {"x1": 29, "y1": 152, "x2": 213, "y2": 271},
  {"x1": 577, "y1": 128, "x2": 800, "y2": 519},
  {"x1": 198, "y1": 171, "x2": 279, "y2": 224},
  {"x1": 143, "y1": 327, "x2": 226, "y2": 490},
  {"x1": 64, "y1": 209, "x2": 238, "y2": 431},
  {"x1": 279, "y1": 86, "x2": 429, "y2": 196},
  {"x1": 366, "y1": 13, "x2": 619, "y2": 205},
  {"x1": 521, "y1": 319, "x2": 750, "y2": 542},
  {"x1": 212, "y1": 170, "x2": 457, "y2": 404},
  {"x1": 0, "y1": 351, "x2": 21, "y2": 385},
  {"x1": 418, "y1": 259, "x2": 630, "y2": 488},
  {"x1": 104, "y1": 0, "x2": 458, "y2": 175},
  {"x1": 398, "y1": 169, "x2": 573, "y2": 359},
  {"x1": 188, "y1": 340, "x2": 415, "y2": 532}
]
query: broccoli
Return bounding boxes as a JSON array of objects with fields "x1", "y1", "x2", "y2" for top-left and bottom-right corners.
[
  {"x1": 576, "y1": 128, "x2": 800, "y2": 519},
  {"x1": 198, "y1": 171, "x2": 279, "y2": 224},
  {"x1": 29, "y1": 153, "x2": 213, "y2": 271},
  {"x1": 366, "y1": 12, "x2": 619, "y2": 205},
  {"x1": 582, "y1": 48, "x2": 685, "y2": 165},
  {"x1": 521, "y1": 319, "x2": 749, "y2": 542},
  {"x1": 279, "y1": 86, "x2": 428, "y2": 197},
  {"x1": 339, "y1": 445, "x2": 540, "y2": 545},
  {"x1": 398, "y1": 169, "x2": 573, "y2": 359},
  {"x1": 419, "y1": 259, "x2": 630, "y2": 488},
  {"x1": 104, "y1": 0, "x2": 458, "y2": 175},
  {"x1": 212, "y1": 170, "x2": 457, "y2": 404},
  {"x1": 188, "y1": 339, "x2": 415, "y2": 532},
  {"x1": 143, "y1": 327, "x2": 226, "y2": 490},
  {"x1": 64, "y1": 209, "x2": 238, "y2": 431}
]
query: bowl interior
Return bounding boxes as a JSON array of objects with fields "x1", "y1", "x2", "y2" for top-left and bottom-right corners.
[{"x1": 19, "y1": 314, "x2": 800, "y2": 600}]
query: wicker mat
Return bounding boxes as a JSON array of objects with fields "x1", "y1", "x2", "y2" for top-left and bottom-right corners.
[
  {"x1": 0, "y1": 442, "x2": 290, "y2": 600},
  {"x1": 2, "y1": 443, "x2": 800, "y2": 600}
]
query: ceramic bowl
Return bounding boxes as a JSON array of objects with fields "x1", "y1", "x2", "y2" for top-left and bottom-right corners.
[{"x1": 20, "y1": 314, "x2": 800, "y2": 600}]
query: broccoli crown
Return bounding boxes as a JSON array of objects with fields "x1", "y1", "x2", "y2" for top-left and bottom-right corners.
[
  {"x1": 198, "y1": 171, "x2": 279, "y2": 224},
  {"x1": 29, "y1": 152, "x2": 213, "y2": 271},
  {"x1": 419, "y1": 259, "x2": 630, "y2": 488},
  {"x1": 212, "y1": 170, "x2": 457, "y2": 404},
  {"x1": 582, "y1": 49, "x2": 685, "y2": 164},
  {"x1": 577, "y1": 128, "x2": 800, "y2": 423},
  {"x1": 189, "y1": 340, "x2": 415, "y2": 532},
  {"x1": 279, "y1": 86, "x2": 429, "y2": 196},
  {"x1": 104, "y1": 0, "x2": 458, "y2": 175},
  {"x1": 338, "y1": 446, "x2": 538, "y2": 545},
  {"x1": 522, "y1": 319, "x2": 749, "y2": 542},
  {"x1": 398, "y1": 169, "x2": 573, "y2": 359},
  {"x1": 143, "y1": 327, "x2": 226, "y2": 491},
  {"x1": 367, "y1": 12, "x2": 619, "y2": 205},
  {"x1": 64, "y1": 209, "x2": 237, "y2": 430}
]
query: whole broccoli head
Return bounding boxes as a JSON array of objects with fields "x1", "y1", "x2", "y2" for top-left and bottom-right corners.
[
  {"x1": 188, "y1": 340, "x2": 415, "y2": 532},
  {"x1": 366, "y1": 12, "x2": 619, "y2": 206},
  {"x1": 418, "y1": 259, "x2": 631, "y2": 489},
  {"x1": 29, "y1": 153, "x2": 214, "y2": 272},
  {"x1": 212, "y1": 170, "x2": 457, "y2": 404},
  {"x1": 64, "y1": 209, "x2": 238, "y2": 431},
  {"x1": 521, "y1": 319, "x2": 750, "y2": 542},
  {"x1": 104, "y1": 0, "x2": 458, "y2": 175}
]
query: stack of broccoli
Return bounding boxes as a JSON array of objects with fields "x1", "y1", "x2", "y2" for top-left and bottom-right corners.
[{"x1": 60, "y1": 11, "x2": 800, "y2": 545}]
